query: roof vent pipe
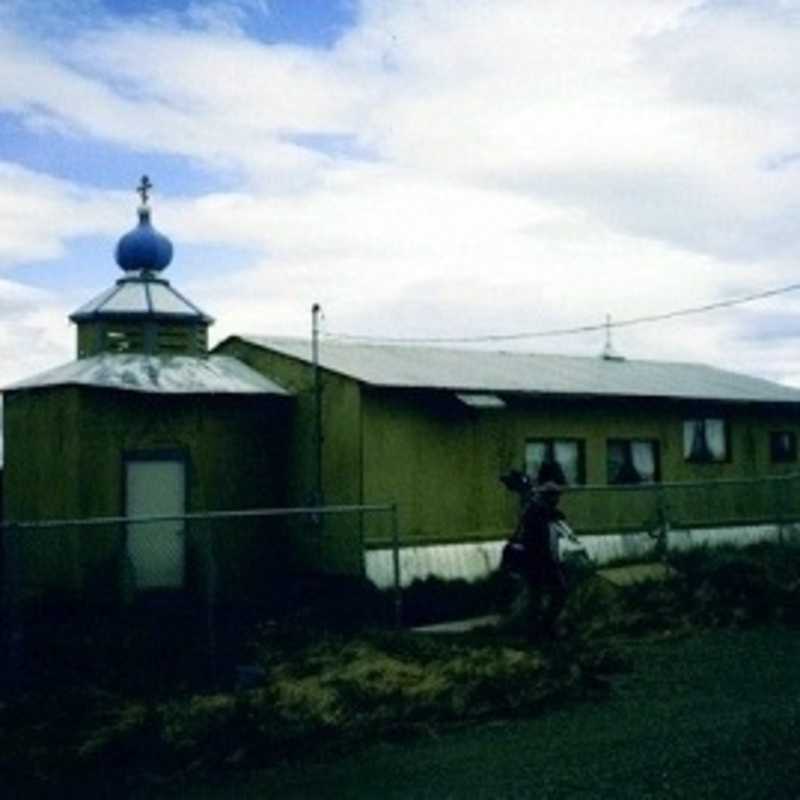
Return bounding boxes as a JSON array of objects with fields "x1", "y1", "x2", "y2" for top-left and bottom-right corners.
[{"x1": 602, "y1": 314, "x2": 626, "y2": 362}]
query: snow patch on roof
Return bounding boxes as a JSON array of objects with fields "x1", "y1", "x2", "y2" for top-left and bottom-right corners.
[{"x1": 4, "y1": 354, "x2": 290, "y2": 397}]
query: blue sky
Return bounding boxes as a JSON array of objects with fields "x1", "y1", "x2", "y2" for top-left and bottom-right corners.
[
  {"x1": 102, "y1": 0, "x2": 356, "y2": 47},
  {"x1": 1, "y1": 0, "x2": 800, "y2": 386}
]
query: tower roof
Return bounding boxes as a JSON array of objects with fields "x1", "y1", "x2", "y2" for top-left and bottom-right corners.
[
  {"x1": 69, "y1": 274, "x2": 213, "y2": 323},
  {"x1": 70, "y1": 175, "x2": 213, "y2": 325},
  {"x1": 69, "y1": 176, "x2": 213, "y2": 357}
]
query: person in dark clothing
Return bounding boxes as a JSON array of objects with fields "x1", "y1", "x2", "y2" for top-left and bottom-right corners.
[{"x1": 520, "y1": 478, "x2": 569, "y2": 639}]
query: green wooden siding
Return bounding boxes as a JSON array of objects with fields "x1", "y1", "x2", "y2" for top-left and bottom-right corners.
[
  {"x1": 4, "y1": 385, "x2": 290, "y2": 602},
  {"x1": 362, "y1": 391, "x2": 800, "y2": 544},
  {"x1": 9, "y1": 338, "x2": 800, "y2": 593},
  {"x1": 218, "y1": 338, "x2": 800, "y2": 561},
  {"x1": 214, "y1": 338, "x2": 364, "y2": 574}
]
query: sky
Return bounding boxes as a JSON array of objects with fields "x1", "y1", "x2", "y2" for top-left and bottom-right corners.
[{"x1": 2, "y1": 0, "x2": 800, "y2": 387}]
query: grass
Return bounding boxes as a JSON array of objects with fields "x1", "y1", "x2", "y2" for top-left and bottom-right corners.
[
  {"x1": 179, "y1": 627, "x2": 800, "y2": 800},
  {"x1": 0, "y1": 629, "x2": 622, "y2": 794},
  {"x1": 4, "y1": 541, "x2": 800, "y2": 795}
]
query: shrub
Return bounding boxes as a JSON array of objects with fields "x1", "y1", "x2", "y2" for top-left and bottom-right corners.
[
  {"x1": 397, "y1": 571, "x2": 510, "y2": 627},
  {"x1": 663, "y1": 542, "x2": 800, "y2": 628}
]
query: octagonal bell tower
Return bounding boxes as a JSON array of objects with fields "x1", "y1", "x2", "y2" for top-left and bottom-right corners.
[{"x1": 70, "y1": 176, "x2": 214, "y2": 358}]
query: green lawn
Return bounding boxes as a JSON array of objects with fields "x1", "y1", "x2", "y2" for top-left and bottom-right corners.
[
  {"x1": 7, "y1": 544, "x2": 800, "y2": 798},
  {"x1": 148, "y1": 627, "x2": 800, "y2": 800}
]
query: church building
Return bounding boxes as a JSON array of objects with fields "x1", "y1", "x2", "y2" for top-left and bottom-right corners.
[
  {"x1": 3, "y1": 179, "x2": 291, "y2": 603},
  {"x1": 5, "y1": 177, "x2": 800, "y2": 602}
]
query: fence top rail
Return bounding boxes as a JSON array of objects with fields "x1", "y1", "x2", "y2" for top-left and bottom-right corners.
[
  {"x1": 1, "y1": 503, "x2": 397, "y2": 531},
  {"x1": 560, "y1": 471, "x2": 800, "y2": 495},
  {"x1": 4, "y1": 472, "x2": 799, "y2": 530}
]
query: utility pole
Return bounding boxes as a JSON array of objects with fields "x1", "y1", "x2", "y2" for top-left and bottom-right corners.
[{"x1": 311, "y1": 303, "x2": 323, "y2": 510}]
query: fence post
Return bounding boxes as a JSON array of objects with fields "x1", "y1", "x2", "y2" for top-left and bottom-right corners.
[
  {"x1": 655, "y1": 485, "x2": 670, "y2": 560},
  {"x1": 205, "y1": 518, "x2": 218, "y2": 687},
  {"x1": 1, "y1": 524, "x2": 24, "y2": 693},
  {"x1": 391, "y1": 504, "x2": 402, "y2": 629}
]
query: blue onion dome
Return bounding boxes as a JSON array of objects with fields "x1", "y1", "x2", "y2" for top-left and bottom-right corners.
[{"x1": 115, "y1": 205, "x2": 174, "y2": 273}]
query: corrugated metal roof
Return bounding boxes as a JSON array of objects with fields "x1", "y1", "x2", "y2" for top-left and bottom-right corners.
[
  {"x1": 4, "y1": 354, "x2": 290, "y2": 396},
  {"x1": 233, "y1": 336, "x2": 800, "y2": 405}
]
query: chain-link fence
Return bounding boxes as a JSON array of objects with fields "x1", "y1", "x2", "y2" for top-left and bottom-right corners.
[
  {"x1": 563, "y1": 471, "x2": 800, "y2": 534},
  {"x1": 3, "y1": 473, "x2": 800, "y2": 692},
  {"x1": 362, "y1": 473, "x2": 800, "y2": 592},
  {"x1": 0, "y1": 504, "x2": 399, "y2": 693},
  {"x1": 558, "y1": 471, "x2": 800, "y2": 564}
]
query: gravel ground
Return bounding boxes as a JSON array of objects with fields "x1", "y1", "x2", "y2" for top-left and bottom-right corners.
[{"x1": 151, "y1": 626, "x2": 800, "y2": 800}]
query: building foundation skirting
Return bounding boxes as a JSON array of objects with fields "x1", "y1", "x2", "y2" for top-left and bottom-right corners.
[{"x1": 364, "y1": 523, "x2": 796, "y2": 589}]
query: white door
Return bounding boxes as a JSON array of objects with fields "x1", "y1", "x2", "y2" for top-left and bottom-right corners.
[{"x1": 125, "y1": 459, "x2": 186, "y2": 589}]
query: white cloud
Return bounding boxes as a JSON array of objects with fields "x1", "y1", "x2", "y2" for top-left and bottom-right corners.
[
  {"x1": 1, "y1": 0, "x2": 800, "y2": 387},
  {"x1": 0, "y1": 163, "x2": 125, "y2": 267},
  {"x1": 0, "y1": 277, "x2": 72, "y2": 386}
]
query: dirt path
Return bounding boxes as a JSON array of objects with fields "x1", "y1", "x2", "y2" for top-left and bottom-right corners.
[{"x1": 145, "y1": 626, "x2": 800, "y2": 799}]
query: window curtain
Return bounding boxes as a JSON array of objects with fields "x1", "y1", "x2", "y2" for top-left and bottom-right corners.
[
  {"x1": 607, "y1": 441, "x2": 655, "y2": 484},
  {"x1": 684, "y1": 419, "x2": 725, "y2": 462},
  {"x1": 526, "y1": 440, "x2": 579, "y2": 484},
  {"x1": 554, "y1": 441, "x2": 579, "y2": 485},
  {"x1": 772, "y1": 432, "x2": 796, "y2": 462},
  {"x1": 685, "y1": 419, "x2": 711, "y2": 461},
  {"x1": 705, "y1": 419, "x2": 726, "y2": 461},
  {"x1": 631, "y1": 441, "x2": 656, "y2": 481},
  {"x1": 607, "y1": 441, "x2": 626, "y2": 484},
  {"x1": 525, "y1": 442, "x2": 547, "y2": 481}
]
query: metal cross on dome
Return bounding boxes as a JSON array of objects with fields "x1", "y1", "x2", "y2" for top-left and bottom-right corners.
[{"x1": 136, "y1": 175, "x2": 153, "y2": 206}]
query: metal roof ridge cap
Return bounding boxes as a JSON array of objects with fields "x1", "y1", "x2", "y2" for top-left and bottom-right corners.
[{"x1": 143, "y1": 279, "x2": 154, "y2": 314}]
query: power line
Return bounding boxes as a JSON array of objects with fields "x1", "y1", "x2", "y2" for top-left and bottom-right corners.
[{"x1": 323, "y1": 281, "x2": 800, "y2": 345}]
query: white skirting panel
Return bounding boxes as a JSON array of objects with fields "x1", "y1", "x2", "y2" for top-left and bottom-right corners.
[
  {"x1": 366, "y1": 542, "x2": 505, "y2": 590},
  {"x1": 365, "y1": 523, "x2": 789, "y2": 589}
]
